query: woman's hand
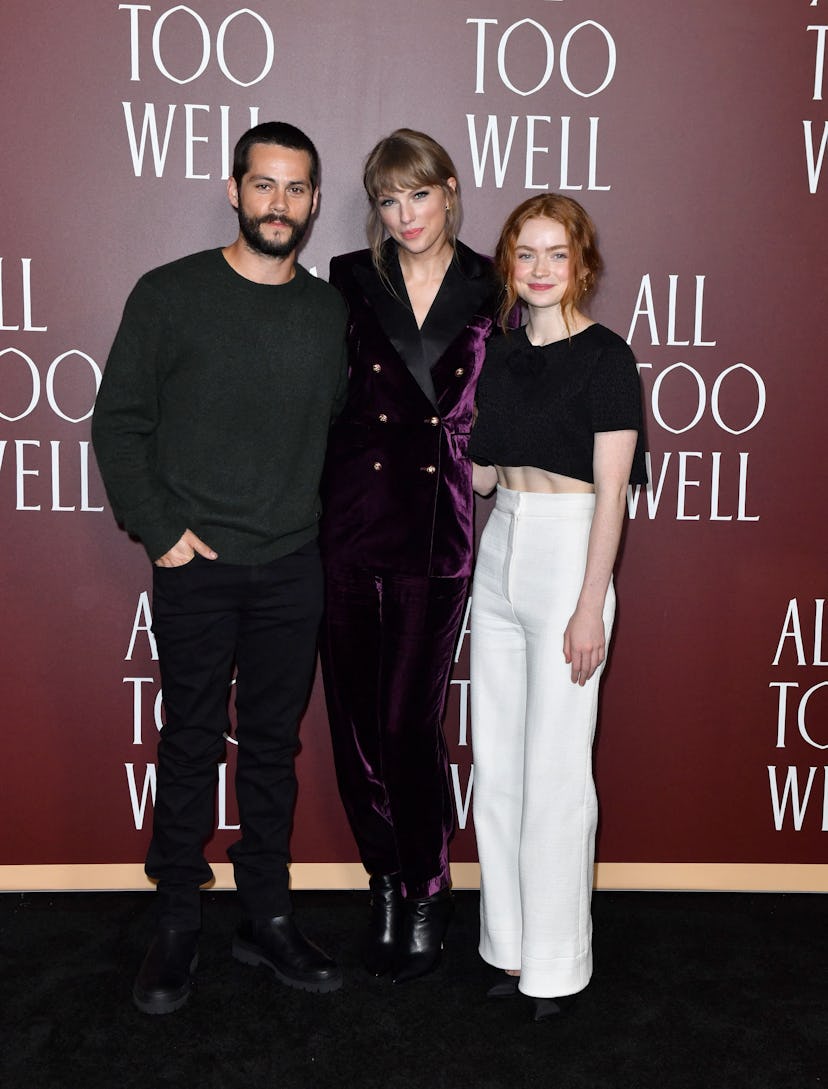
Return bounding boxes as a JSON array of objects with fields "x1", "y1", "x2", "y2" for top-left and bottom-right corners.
[
  {"x1": 563, "y1": 604, "x2": 606, "y2": 685},
  {"x1": 472, "y1": 462, "x2": 498, "y2": 497},
  {"x1": 562, "y1": 428, "x2": 637, "y2": 685}
]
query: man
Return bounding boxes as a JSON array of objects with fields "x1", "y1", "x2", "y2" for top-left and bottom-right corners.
[{"x1": 92, "y1": 121, "x2": 348, "y2": 1015}]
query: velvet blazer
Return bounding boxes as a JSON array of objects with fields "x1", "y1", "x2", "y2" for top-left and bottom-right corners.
[{"x1": 320, "y1": 241, "x2": 505, "y2": 579}]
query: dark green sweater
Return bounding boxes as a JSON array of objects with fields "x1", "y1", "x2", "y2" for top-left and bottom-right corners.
[{"x1": 92, "y1": 249, "x2": 348, "y2": 564}]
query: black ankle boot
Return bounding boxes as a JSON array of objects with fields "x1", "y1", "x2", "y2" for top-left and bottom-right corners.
[
  {"x1": 232, "y1": 915, "x2": 342, "y2": 993},
  {"x1": 132, "y1": 928, "x2": 199, "y2": 1015},
  {"x1": 362, "y1": 873, "x2": 402, "y2": 976},
  {"x1": 391, "y1": 889, "x2": 453, "y2": 984}
]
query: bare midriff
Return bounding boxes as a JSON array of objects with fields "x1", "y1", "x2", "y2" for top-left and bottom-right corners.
[{"x1": 495, "y1": 465, "x2": 594, "y2": 494}]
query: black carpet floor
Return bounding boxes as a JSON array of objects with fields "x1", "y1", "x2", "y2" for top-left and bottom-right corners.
[{"x1": 1, "y1": 890, "x2": 825, "y2": 1089}]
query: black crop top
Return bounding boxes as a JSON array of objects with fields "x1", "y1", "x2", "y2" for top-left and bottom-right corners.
[{"x1": 469, "y1": 323, "x2": 648, "y2": 485}]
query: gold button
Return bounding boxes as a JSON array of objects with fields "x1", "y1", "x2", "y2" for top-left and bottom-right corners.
[
  {"x1": 454, "y1": 367, "x2": 464, "y2": 377},
  {"x1": 378, "y1": 413, "x2": 388, "y2": 423},
  {"x1": 373, "y1": 461, "x2": 382, "y2": 471},
  {"x1": 421, "y1": 465, "x2": 437, "y2": 474},
  {"x1": 372, "y1": 363, "x2": 382, "y2": 373},
  {"x1": 428, "y1": 416, "x2": 439, "y2": 426}
]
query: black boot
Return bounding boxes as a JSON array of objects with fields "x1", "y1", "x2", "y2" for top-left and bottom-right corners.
[
  {"x1": 391, "y1": 890, "x2": 453, "y2": 984},
  {"x1": 362, "y1": 873, "x2": 402, "y2": 976},
  {"x1": 132, "y1": 928, "x2": 199, "y2": 1015},
  {"x1": 232, "y1": 915, "x2": 343, "y2": 993}
]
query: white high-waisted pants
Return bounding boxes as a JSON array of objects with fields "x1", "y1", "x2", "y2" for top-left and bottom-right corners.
[{"x1": 471, "y1": 487, "x2": 615, "y2": 998}]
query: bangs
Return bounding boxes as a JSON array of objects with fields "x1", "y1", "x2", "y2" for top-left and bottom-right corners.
[{"x1": 365, "y1": 149, "x2": 442, "y2": 199}]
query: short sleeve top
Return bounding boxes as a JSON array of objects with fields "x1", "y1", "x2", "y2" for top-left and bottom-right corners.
[{"x1": 468, "y1": 322, "x2": 648, "y2": 485}]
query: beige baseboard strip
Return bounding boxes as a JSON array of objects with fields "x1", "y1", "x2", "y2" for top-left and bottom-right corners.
[
  {"x1": 2, "y1": 862, "x2": 828, "y2": 893},
  {"x1": 593, "y1": 863, "x2": 828, "y2": 892}
]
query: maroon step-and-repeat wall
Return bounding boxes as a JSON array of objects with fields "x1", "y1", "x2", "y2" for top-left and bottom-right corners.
[{"x1": 2, "y1": 0, "x2": 826, "y2": 890}]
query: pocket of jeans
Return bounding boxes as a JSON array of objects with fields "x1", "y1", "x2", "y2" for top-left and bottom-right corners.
[{"x1": 154, "y1": 552, "x2": 200, "y2": 572}]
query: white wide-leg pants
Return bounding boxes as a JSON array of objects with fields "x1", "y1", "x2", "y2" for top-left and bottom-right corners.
[{"x1": 471, "y1": 487, "x2": 615, "y2": 998}]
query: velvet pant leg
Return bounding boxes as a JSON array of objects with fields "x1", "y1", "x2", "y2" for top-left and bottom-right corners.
[
  {"x1": 471, "y1": 489, "x2": 614, "y2": 998},
  {"x1": 321, "y1": 566, "x2": 467, "y2": 899},
  {"x1": 147, "y1": 543, "x2": 322, "y2": 929}
]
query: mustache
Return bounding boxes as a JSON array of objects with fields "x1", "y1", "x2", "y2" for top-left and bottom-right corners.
[{"x1": 259, "y1": 214, "x2": 298, "y2": 228}]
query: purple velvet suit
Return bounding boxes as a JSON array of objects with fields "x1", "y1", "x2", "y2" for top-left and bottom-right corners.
[{"x1": 319, "y1": 241, "x2": 504, "y2": 898}]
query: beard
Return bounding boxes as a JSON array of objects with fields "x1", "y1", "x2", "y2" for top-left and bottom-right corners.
[{"x1": 237, "y1": 206, "x2": 311, "y2": 258}]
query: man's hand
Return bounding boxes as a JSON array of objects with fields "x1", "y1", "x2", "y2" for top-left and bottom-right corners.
[{"x1": 154, "y1": 529, "x2": 218, "y2": 567}]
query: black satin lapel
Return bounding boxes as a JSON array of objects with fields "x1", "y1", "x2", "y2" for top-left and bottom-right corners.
[
  {"x1": 350, "y1": 244, "x2": 496, "y2": 407},
  {"x1": 351, "y1": 261, "x2": 437, "y2": 404},
  {"x1": 352, "y1": 261, "x2": 422, "y2": 368},
  {"x1": 421, "y1": 262, "x2": 491, "y2": 366}
]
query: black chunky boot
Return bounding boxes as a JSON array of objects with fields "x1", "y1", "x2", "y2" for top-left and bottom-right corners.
[{"x1": 132, "y1": 928, "x2": 199, "y2": 1015}]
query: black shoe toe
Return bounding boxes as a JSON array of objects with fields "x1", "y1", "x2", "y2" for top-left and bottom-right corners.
[
  {"x1": 532, "y1": 997, "x2": 562, "y2": 1021},
  {"x1": 233, "y1": 915, "x2": 343, "y2": 993},
  {"x1": 486, "y1": 975, "x2": 520, "y2": 998},
  {"x1": 132, "y1": 928, "x2": 199, "y2": 1015}
]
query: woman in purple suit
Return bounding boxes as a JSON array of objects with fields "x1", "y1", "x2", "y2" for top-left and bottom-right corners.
[{"x1": 319, "y1": 129, "x2": 506, "y2": 983}]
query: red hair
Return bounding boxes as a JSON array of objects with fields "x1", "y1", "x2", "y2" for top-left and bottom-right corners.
[{"x1": 495, "y1": 194, "x2": 603, "y2": 331}]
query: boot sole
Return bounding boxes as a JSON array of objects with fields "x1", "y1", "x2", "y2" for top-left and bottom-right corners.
[{"x1": 232, "y1": 937, "x2": 343, "y2": 993}]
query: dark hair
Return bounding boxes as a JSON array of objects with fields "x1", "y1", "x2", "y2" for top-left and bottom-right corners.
[
  {"x1": 362, "y1": 129, "x2": 461, "y2": 272},
  {"x1": 232, "y1": 121, "x2": 320, "y2": 191},
  {"x1": 494, "y1": 194, "x2": 603, "y2": 331}
]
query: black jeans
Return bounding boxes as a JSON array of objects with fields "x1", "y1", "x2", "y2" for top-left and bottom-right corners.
[{"x1": 146, "y1": 540, "x2": 323, "y2": 930}]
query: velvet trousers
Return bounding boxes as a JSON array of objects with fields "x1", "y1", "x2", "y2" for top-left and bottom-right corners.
[
  {"x1": 146, "y1": 541, "x2": 323, "y2": 931},
  {"x1": 471, "y1": 489, "x2": 614, "y2": 998},
  {"x1": 320, "y1": 565, "x2": 468, "y2": 899}
]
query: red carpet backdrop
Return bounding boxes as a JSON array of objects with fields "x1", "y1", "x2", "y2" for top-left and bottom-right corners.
[{"x1": 1, "y1": 0, "x2": 826, "y2": 891}]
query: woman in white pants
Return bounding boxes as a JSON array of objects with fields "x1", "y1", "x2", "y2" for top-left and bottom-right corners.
[{"x1": 468, "y1": 194, "x2": 646, "y2": 1021}]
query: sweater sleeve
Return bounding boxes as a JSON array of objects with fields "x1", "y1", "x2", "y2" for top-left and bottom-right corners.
[{"x1": 91, "y1": 277, "x2": 188, "y2": 561}]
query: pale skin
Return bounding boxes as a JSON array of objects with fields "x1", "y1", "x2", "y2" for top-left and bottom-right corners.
[
  {"x1": 474, "y1": 215, "x2": 638, "y2": 981},
  {"x1": 472, "y1": 217, "x2": 637, "y2": 687},
  {"x1": 154, "y1": 143, "x2": 318, "y2": 568},
  {"x1": 376, "y1": 179, "x2": 457, "y2": 328}
]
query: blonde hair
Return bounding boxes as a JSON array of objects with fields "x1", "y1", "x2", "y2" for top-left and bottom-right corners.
[{"x1": 362, "y1": 129, "x2": 461, "y2": 274}]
